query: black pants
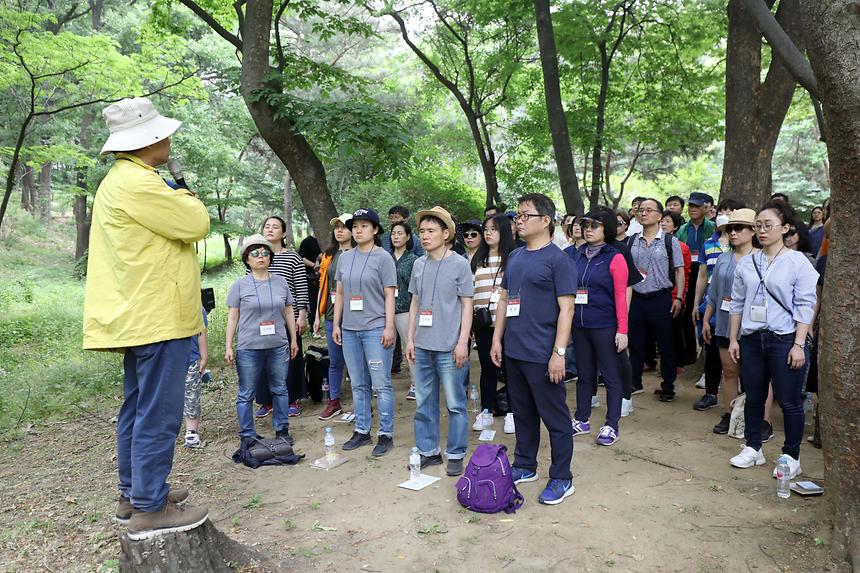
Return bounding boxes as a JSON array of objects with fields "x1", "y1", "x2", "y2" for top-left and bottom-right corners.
[
  {"x1": 629, "y1": 290, "x2": 677, "y2": 394},
  {"x1": 703, "y1": 339, "x2": 722, "y2": 395},
  {"x1": 506, "y1": 357, "x2": 573, "y2": 480},
  {"x1": 680, "y1": 262, "x2": 700, "y2": 365},
  {"x1": 392, "y1": 333, "x2": 402, "y2": 370},
  {"x1": 618, "y1": 349, "x2": 633, "y2": 400},
  {"x1": 474, "y1": 325, "x2": 509, "y2": 413},
  {"x1": 573, "y1": 327, "x2": 622, "y2": 432},
  {"x1": 256, "y1": 336, "x2": 305, "y2": 405}
]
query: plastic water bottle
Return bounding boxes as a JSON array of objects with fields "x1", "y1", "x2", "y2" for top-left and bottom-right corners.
[
  {"x1": 409, "y1": 447, "x2": 421, "y2": 480},
  {"x1": 776, "y1": 455, "x2": 791, "y2": 499},
  {"x1": 481, "y1": 409, "x2": 492, "y2": 431},
  {"x1": 322, "y1": 377, "x2": 330, "y2": 405},
  {"x1": 470, "y1": 384, "x2": 479, "y2": 414},
  {"x1": 324, "y1": 427, "x2": 335, "y2": 461}
]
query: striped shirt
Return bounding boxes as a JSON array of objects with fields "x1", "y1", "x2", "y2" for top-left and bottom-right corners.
[
  {"x1": 246, "y1": 249, "x2": 309, "y2": 319},
  {"x1": 473, "y1": 255, "x2": 503, "y2": 324}
]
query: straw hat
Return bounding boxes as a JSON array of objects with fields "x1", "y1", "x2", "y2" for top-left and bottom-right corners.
[
  {"x1": 416, "y1": 206, "x2": 456, "y2": 240},
  {"x1": 726, "y1": 208, "x2": 757, "y2": 228},
  {"x1": 100, "y1": 97, "x2": 181, "y2": 155}
]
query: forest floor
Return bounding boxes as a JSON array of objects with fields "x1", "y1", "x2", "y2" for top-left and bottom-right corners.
[{"x1": 0, "y1": 356, "x2": 844, "y2": 573}]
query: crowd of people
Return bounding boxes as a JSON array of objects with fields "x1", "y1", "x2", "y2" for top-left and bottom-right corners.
[{"x1": 84, "y1": 98, "x2": 828, "y2": 540}]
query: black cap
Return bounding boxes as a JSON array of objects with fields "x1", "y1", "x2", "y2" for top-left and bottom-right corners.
[
  {"x1": 688, "y1": 192, "x2": 714, "y2": 206},
  {"x1": 347, "y1": 207, "x2": 384, "y2": 235},
  {"x1": 461, "y1": 219, "x2": 482, "y2": 231}
]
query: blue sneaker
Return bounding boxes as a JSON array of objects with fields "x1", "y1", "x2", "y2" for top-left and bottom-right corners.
[
  {"x1": 595, "y1": 425, "x2": 619, "y2": 446},
  {"x1": 511, "y1": 467, "x2": 538, "y2": 484},
  {"x1": 571, "y1": 419, "x2": 591, "y2": 436},
  {"x1": 539, "y1": 479, "x2": 575, "y2": 505}
]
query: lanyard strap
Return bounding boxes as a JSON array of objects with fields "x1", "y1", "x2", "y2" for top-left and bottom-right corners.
[
  {"x1": 420, "y1": 249, "x2": 448, "y2": 308},
  {"x1": 348, "y1": 247, "x2": 374, "y2": 294},
  {"x1": 251, "y1": 274, "x2": 275, "y2": 317}
]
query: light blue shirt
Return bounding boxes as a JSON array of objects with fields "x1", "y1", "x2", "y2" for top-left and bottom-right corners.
[{"x1": 729, "y1": 250, "x2": 818, "y2": 337}]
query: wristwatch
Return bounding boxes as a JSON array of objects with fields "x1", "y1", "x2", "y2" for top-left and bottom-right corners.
[{"x1": 555, "y1": 346, "x2": 566, "y2": 357}]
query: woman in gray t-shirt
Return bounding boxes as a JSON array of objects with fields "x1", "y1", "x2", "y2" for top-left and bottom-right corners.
[{"x1": 226, "y1": 236, "x2": 298, "y2": 445}]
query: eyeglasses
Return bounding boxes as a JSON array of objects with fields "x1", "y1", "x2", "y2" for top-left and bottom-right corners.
[
  {"x1": 754, "y1": 221, "x2": 780, "y2": 232},
  {"x1": 483, "y1": 227, "x2": 497, "y2": 235},
  {"x1": 725, "y1": 224, "x2": 751, "y2": 234},
  {"x1": 248, "y1": 249, "x2": 271, "y2": 258},
  {"x1": 463, "y1": 231, "x2": 480, "y2": 239},
  {"x1": 514, "y1": 212, "x2": 543, "y2": 222},
  {"x1": 617, "y1": 219, "x2": 627, "y2": 227},
  {"x1": 579, "y1": 218, "x2": 604, "y2": 231},
  {"x1": 637, "y1": 208, "x2": 659, "y2": 215}
]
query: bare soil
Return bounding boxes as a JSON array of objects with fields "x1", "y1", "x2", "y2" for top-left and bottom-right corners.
[{"x1": 0, "y1": 356, "x2": 844, "y2": 573}]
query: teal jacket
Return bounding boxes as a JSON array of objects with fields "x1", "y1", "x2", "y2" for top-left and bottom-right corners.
[{"x1": 677, "y1": 218, "x2": 716, "y2": 254}]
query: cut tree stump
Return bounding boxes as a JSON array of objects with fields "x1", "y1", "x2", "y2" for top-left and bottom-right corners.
[{"x1": 119, "y1": 519, "x2": 282, "y2": 573}]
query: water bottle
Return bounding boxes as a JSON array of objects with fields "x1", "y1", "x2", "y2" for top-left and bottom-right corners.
[
  {"x1": 469, "y1": 384, "x2": 479, "y2": 414},
  {"x1": 322, "y1": 377, "x2": 330, "y2": 405},
  {"x1": 409, "y1": 447, "x2": 421, "y2": 480},
  {"x1": 803, "y1": 393, "x2": 814, "y2": 418},
  {"x1": 481, "y1": 408, "x2": 492, "y2": 431},
  {"x1": 324, "y1": 427, "x2": 335, "y2": 461},
  {"x1": 776, "y1": 455, "x2": 791, "y2": 499}
]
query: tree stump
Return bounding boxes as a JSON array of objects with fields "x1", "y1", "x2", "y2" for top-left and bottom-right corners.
[{"x1": 119, "y1": 520, "x2": 282, "y2": 573}]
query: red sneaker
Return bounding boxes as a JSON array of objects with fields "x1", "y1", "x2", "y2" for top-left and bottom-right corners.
[{"x1": 318, "y1": 399, "x2": 342, "y2": 421}]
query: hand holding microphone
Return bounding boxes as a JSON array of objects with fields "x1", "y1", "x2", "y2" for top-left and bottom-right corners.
[{"x1": 167, "y1": 158, "x2": 197, "y2": 197}]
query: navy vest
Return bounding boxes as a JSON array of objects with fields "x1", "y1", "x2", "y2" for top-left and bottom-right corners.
[{"x1": 564, "y1": 244, "x2": 620, "y2": 330}]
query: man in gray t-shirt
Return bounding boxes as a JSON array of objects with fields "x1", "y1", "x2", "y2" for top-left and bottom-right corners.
[
  {"x1": 405, "y1": 206, "x2": 474, "y2": 477},
  {"x1": 334, "y1": 247, "x2": 397, "y2": 331}
]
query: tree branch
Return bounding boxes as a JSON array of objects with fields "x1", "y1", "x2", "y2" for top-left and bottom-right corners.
[
  {"x1": 177, "y1": 0, "x2": 243, "y2": 51},
  {"x1": 46, "y1": 3, "x2": 93, "y2": 34},
  {"x1": 274, "y1": 0, "x2": 291, "y2": 71}
]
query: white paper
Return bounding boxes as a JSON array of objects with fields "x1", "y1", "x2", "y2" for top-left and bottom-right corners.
[
  {"x1": 398, "y1": 474, "x2": 441, "y2": 491},
  {"x1": 310, "y1": 453, "x2": 350, "y2": 471},
  {"x1": 479, "y1": 430, "x2": 497, "y2": 441}
]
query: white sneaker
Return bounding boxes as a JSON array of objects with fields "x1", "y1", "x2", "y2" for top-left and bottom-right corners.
[
  {"x1": 591, "y1": 395, "x2": 601, "y2": 408},
  {"x1": 503, "y1": 413, "x2": 515, "y2": 434},
  {"x1": 772, "y1": 454, "x2": 802, "y2": 479},
  {"x1": 620, "y1": 398, "x2": 633, "y2": 417},
  {"x1": 695, "y1": 374, "x2": 706, "y2": 389},
  {"x1": 183, "y1": 430, "x2": 202, "y2": 449},
  {"x1": 730, "y1": 446, "x2": 765, "y2": 468},
  {"x1": 472, "y1": 414, "x2": 483, "y2": 431}
]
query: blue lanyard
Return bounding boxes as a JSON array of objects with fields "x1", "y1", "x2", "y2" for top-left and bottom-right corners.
[
  {"x1": 251, "y1": 274, "x2": 275, "y2": 317},
  {"x1": 348, "y1": 247, "x2": 374, "y2": 294},
  {"x1": 419, "y1": 249, "x2": 448, "y2": 308}
]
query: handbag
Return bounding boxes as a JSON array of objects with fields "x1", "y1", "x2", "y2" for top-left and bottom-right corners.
[
  {"x1": 472, "y1": 306, "x2": 492, "y2": 331},
  {"x1": 728, "y1": 394, "x2": 746, "y2": 440},
  {"x1": 232, "y1": 435, "x2": 305, "y2": 468}
]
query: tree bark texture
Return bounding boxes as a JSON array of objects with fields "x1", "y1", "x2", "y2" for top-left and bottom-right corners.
[
  {"x1": 20, "y1": 164, "x2": 36, "y2": 213},
  {"x1": 238, "y1": 0, "x2": 336, "y2": 249},
  {"x1": 74, "y1": 111, "x2": 93, "y2": 260},
  {"x1": 802, "y1": 1, "x2": 860, "y2": 568},
  {"x1": 719, "y1": 0, "x2": 802, "y2": 209},
  {"x1": 533, "y1": 0, "x2": 584, "y2": 215},
  {"x1": 119, "y1": 519, "x2": 282, "y2": 573},
  {"x1": 37, "y1": 161, "x2": 52, "y2": 223},
  {"x1": 283, "y1": 170, "x2": 295, "y2": 248}
]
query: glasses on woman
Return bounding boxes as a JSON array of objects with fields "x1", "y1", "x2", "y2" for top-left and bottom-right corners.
[
  {"x1": 725, "y1": 224, "x2": 751, "y2": 234},
  {"x1": 463, "y1": 231, "x2": 480, "y2": 239},
  {"x1": 754, "y1": 221, "x2": 778, "y2": 232},
  {"x1": 248, "y1": 249, "x2": 271, "y2": 258},
  {"x1": 579, "y1": 218, "x2": 604, "y2": 231},
  {"x1": 483, "y1": 226, "x2": 497, "y2": 235}
]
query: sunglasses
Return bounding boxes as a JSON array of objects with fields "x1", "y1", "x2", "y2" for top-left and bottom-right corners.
[
  {"x1": 463, "y1": 231, "x2": 480, "y2": 239},
  {"x1": 579, "y1": 218, "x2": 604, "y2": 231},
  {"x1": 725, "y1": 224, "x2": 752, "y2": 234},
  {"x1": 248, "y1": 249, "x2": 271, "y2": 258}
]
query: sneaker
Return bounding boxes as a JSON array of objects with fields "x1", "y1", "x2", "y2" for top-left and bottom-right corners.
[
  {"x1": 511, "y1": 467, "x2": 538, "y2": 484},
  {"x1": 730, "y1": 446, "x2": 766, "y2": 468},
  {"x1": 318, "y1": 399, "x2": 342, "y2": 421},
  {"x1": 631, "y1": 386, "x2": 644, "y2": 396},
  {"x1": 658, "y1": 392, "x2": 675, "y2": 403},
  {"x1": 472, "y1": 414, "x2": 484, "y2": 431},
  {"x1": 126, "y1": 501, "x2": 209, "y2": 541},
  {"x1": 563, "y1": 372, "x2": 578, "y2": 384},
  {"x1": 620, "y1": 398, "x2": 633, "y2": 417},
  {"x1": 538, "y1": 479, "x2": 575, "y2": 505},
  {"x1": 371, "y1": 435, "x2": 394, "y2": 457},
  {"x1": 446, "y1": 458, "x2": 464, "y2": 476},
  {"x1": 591, "y1": 395, "x2": 601, "y2": 408},
  {"x1": 695, "y1": 374, "x2": 706, "y2": 389},
  {"x1": 406, "y1": 386, "x2": 416, "y2": 401},
  {"x1": 693, "y1": 394, "x2": 718, "y2": 411},
  {"x1": 595, "y1": 426, "x2": 619, "y2": 446},
  {"x1": 410, "y1": 453, "x2": 442, "y2": 469},
  {"x1": 183, "y1": 430, "x2": 202, "y2": 449},
  {"x1": 275, "y1": 428, "x2": 295, "y2": 446},
  {"x1": 503, "y1": 413, "x2": 515, "y2": 434},
  {"x1": 761, "y1": 420, "x2": 774, "y2": 443},
  {"x1": 255, "y1": 404, "x2": 272, "y2": 418},
  {"x1": 772, "y1": 454, "x2": 802, "y2": 480},
  {"x1": 288, "y1": 402, "x2": 301, "y2": 417},
  {"x1": 342, "y1": 431, "x2": 372, "y2": 451},
  {"x1": 713, "y1": 413, "x2": 731, "y2": 434},
  {"x1": 571, "y1": 419, "x2": 591, "y2": 436},
  {"x1": 115, "y1": 487, "x2": 189, "y2": 524}
]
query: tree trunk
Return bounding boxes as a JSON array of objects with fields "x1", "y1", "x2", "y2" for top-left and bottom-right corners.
[
  {"x1": 239, "y1": 0, "x2": 336, "y2": 251},
  {"x1": 20, "y1": 164, "x2": 36, "y2": 213},
  {"x1": 590, "y1": 43, "x2": 610, "y2": 210},
  {"x1": 38, "y1": 161, "x2": 52, "y2": 223},
  {"x1": 222, "y1": 234, "x2": 233, "y2": 262},
  {"x1": 719, "y1": 0, "x2": 802, "y2": 208},
  {"x1": 802, "y1": 1, "x2": 860, "y2": 568},
  {"x1": 119, "y1": 520, "x2": 282, "y2": 572},
  {"x1": 75, "y1": 111, "x2": 93, "y2": 260},
  {"x1": 282, "y1": 170, "x2": 295, "y2": 247},
  {"x1": 533, "y1": 0, "x2": 584, "y2": 215}
]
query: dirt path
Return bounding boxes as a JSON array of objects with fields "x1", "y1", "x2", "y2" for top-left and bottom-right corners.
[{"x1": 0, "y1": 358, "x2": 842, "y2": 573}]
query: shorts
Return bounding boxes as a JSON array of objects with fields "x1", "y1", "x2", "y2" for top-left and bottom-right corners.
[
  {"x1": 184, "y1": 359, "x2": 202, "y2": 419},
  {"x1": 715, "y1": 335, "x2": 730, "y2": 349}
]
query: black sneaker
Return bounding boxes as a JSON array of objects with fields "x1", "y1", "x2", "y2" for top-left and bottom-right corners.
[
  {"x1": 713, "y1": 413, "x2": 731, "y2": 434},
  {"x1": 275, "y1": 428, "x2": 294, "y2": 446},
  {"x1": 372, "y1": 435, "x2": 394, "y2": 457},
  {"x1": 446, "y1": 458, "x2": 464, "y2": 476},
  {"x1": 761, "y1": 421, "x2": 774, "y2": 443},
  {"x1": 406, "y1": 453, "x2": 442, "y2": 470},
  {"x1": 693, "y1": 394, "x2": 718, "y2": 411},
  {"x1": 658, "y1": 392, "x2": 675, "y2": 402},
  {"x1": 342, "y1": 431, "x2": 372, "y2": 451}
]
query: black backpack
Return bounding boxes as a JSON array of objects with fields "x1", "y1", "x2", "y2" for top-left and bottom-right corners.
[{"x1": 304, "y1": 345, "x2": 330, "y2": 403}]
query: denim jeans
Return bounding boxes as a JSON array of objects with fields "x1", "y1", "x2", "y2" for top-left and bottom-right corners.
[
  {"x1": 118, "y1": 337, "x2": 191, "y2": 512},
  {"x1": 236, "y1": 346, "x2": 290, "y2": 437},
  {"x1": 413, "y1": 348, "x2": 469, "y2": 459},
  {"x1": 325, "y1": 320, "x2": 346, "y2": 399},
  {"x1": 256, "y1": 336, "x2": 303, "y2": 406},
  {"x1": 740, "y1": 330, "x2": 808, "y2": 459},
  {"x1": 341, "y1": 327, "x2": 394, "y2": 437}
]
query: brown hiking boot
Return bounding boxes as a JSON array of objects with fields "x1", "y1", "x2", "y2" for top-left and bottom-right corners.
[
  {"x1": 115, "y1": 486, "x2": 190, "y2": 524},
  {"x1": 318, "y1": 399, "x2": 343, "y2": 421},
  {"x1": 126, "y1": 501, "x2": 208, "y2": 541}
]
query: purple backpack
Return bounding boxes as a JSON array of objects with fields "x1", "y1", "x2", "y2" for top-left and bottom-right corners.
[{"x1": 456, "y1": 444, "x2": 524, "y2": 514}]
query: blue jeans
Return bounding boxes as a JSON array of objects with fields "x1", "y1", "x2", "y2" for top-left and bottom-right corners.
[
  {"x1": 118, "y1": 337, "x2": 191, "y2": 512},
  {"x1": 325, "y1": 320, "x2": 345, "y2": 399},
  {"x1": 236, "y1": 346, "x2": 290, "y2": 437},
  {"x1": 341, "y1": 327, "x2": 394, "y2": 436},
  {"x1": 413, "y1": 348, "x2": 469, "y2": 459}
]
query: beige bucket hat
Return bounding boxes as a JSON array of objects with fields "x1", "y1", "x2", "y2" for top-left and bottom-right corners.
[{"x1": 100, "y1": 97, "x2": 181, "y2": 155}]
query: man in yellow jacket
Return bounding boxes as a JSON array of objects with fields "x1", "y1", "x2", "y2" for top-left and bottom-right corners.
[{"x1": 83, "y1": 97, "x2": 210, "y2": 540}]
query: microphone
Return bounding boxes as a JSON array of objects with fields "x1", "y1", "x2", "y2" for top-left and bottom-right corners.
[{"x1": 167, "y1": 158, "x2": 189, "y2": 190}]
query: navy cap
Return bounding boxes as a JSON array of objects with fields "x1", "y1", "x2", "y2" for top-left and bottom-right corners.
[
  {"x1": 347, "y1": 207, "x2": 384, "y2": 235},
  {"x1": 688, "y1": 192, "x2": 714, "y2": 206},
  {"x1": 505, "y1": 210, "x2": 516, "y2": 220},
  {"x1": 461, "y1": 219, "x2": 482, "y2": 231}
]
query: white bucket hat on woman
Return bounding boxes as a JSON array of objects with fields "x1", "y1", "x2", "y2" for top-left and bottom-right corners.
[{"x1": 100, "y1": 97, "x2": 182, "y2": 155}]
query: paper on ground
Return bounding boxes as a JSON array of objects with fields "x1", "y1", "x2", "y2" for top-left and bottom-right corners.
[
  {"x1": 310, "y1": 453, "x2": 350, "y2": 470},
  {"x1": 398, "y1": 474, "x2": 441, "y2": 491},
  {"x1": 479, "y1": 429, "x2": 497, "y2": 441}
]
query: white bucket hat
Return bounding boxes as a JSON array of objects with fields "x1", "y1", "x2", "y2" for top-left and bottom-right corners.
[{"x1": 100, "y1": 97, "x2": 181, "y2": 155}]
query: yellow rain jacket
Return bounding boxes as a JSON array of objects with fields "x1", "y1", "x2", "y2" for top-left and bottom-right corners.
[{"x1": 83, "y1": 153, "x2": 210, "y2": 350}]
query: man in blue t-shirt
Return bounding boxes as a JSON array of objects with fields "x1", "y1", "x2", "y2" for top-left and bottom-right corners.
[{"x1": 491, "y1": 193, "x2": 577, "y2": 506}]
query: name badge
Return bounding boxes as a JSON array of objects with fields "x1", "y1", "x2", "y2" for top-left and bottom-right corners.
[
  {"x1": 259, "y1": 321, "x2": 275, "y2": 336},
  {"x1": 506, "y1": 297, "x2": 521, "y2": 317},
  {"x1": 330, "y1": 290, "x2": 337, "y2": 304},
  {"x1": 575, "y1": 288, "x2": 589, "y2": 305},
  {"x1": 691, "y1": 250, "x2": 700, "y2": 259},
  {"x1": 750, "y1": 304, "x2": 766, "y2": 323},
  {"x1": 720, "y1": 297, "x2": 731, "y2": 312},
  {"x1": 418, "y1": 309, "x2": 433, "y2": 327},
  {"x1": 349, "y1": 295, "x2": 364, "y2": 311},
  {"x1": 395, "y1": 288, "x2": 399, "y2": 298},
  {"x1": 489, "y1": 288, "x2": 500, "y2": 303}
]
